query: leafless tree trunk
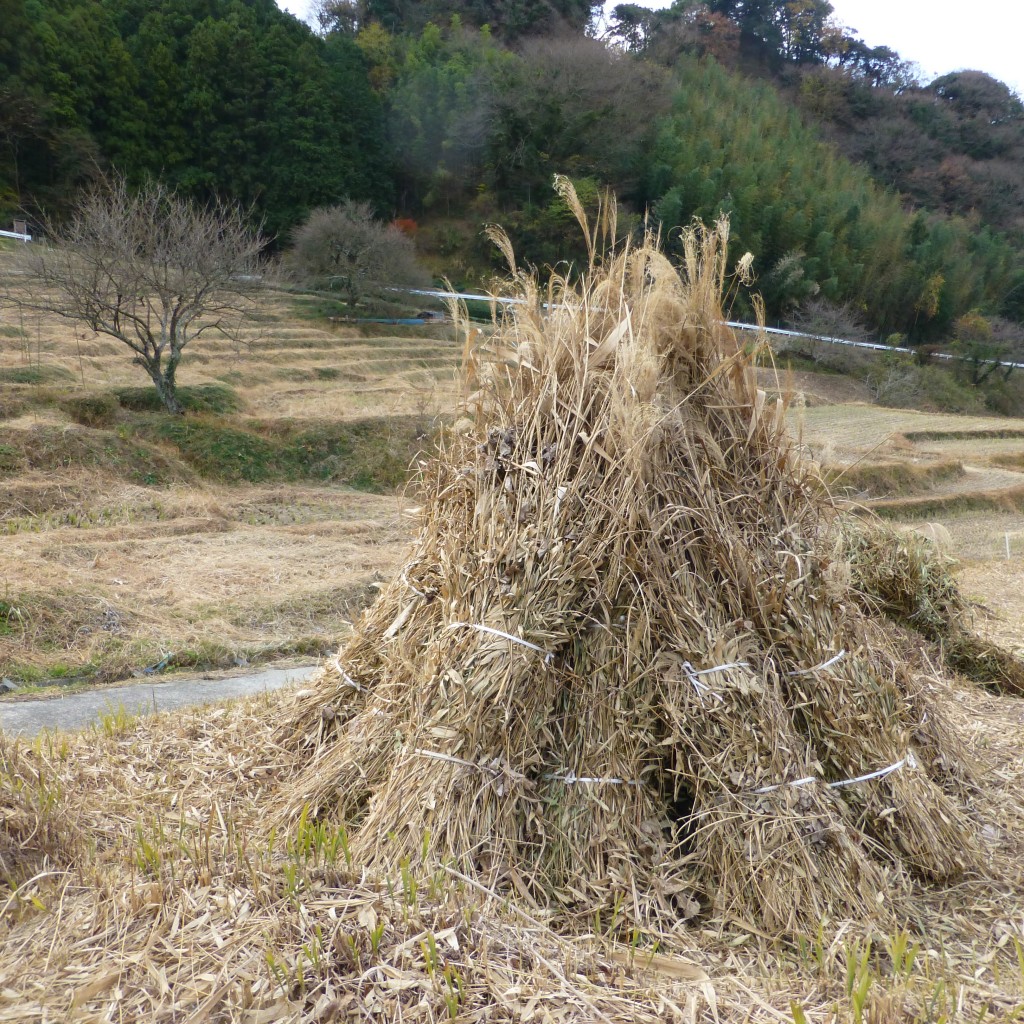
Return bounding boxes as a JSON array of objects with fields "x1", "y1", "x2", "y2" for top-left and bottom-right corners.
[{"x1": 9, "y1": 175, "x2": 265, "y2": 414}]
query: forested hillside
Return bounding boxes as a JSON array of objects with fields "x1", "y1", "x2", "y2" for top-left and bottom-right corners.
[
  {"x1": 2, "y1": 0, "x2": 1023, "y2": 339},
  {"x1": 0, "y1": 0, "x2": 390, "y2": 235}
]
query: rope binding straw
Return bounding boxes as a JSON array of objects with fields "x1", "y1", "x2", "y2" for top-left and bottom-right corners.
[
  {"x1": 329, "y1": 657, "x2": 365, "y2": 692},
  {"x1": 751, "y1": 752, "x2": 917, "y2": 795},
  {"x1": 542, "y1": 771, "x2": 641, "y2": 786},
  {"x1": 405, "y1": 643, "x2": 894, "y2": 792},
  {"x1": 447, "y1": 622, "x2": 555, "y2": 664},
  {"x1": 682, "y1": 650, "x2": 848, "y2": 703},
  {"x1": 790, "y1": 649, "x2": 847, "y2": 676},
  {"x1": 411, "y1": 747, "x2": 917, "y2": 793}
]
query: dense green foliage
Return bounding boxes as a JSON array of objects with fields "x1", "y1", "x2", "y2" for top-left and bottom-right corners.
[
  {"x1": 318, "y1": 0, "x2": 602, "y2": 39},
  {"x1": 645, "y1": 61, "x2": 1021, "y2": 336},
  {"x1": 797, "y1": 69, "x2": 1024, "y2": 249},
  {"x1": 0, "y1": 0, "x2": 390, "y2": 235},
  {"x1": 2, "y1": 0, "x2": 1023, "y2": 341}
]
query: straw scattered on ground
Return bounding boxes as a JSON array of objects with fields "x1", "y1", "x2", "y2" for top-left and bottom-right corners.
[{"x1": 1, "y1": 679, "x2": 1024, "y2": 1022}]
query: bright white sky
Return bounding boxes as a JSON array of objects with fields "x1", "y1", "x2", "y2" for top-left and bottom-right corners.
[
  {"x1": 828, "y1": 0, "x2": 1023, "y2": 96},
  {"x1": 276, "y1": 0, "x2": 1024, "y2": 96},
  {"x1": 615, "y1": 0, "x2": 1024, "y2": 94}
]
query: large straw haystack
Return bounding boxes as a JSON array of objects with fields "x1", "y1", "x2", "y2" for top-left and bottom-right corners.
[{"x1": 280, "y1": 183, "x2": 984, "y2": 936}]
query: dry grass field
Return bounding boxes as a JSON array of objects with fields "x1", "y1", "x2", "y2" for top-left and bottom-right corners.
[
  {"x1": 2, "y1": 267, "x2": 1024, "y2": 681},
  {"x1": 4, "y1": 217, "x2": 1024, "y2": 1024},
  {"x1": 0, "y1": 278, "x2": 460, "y2": 685}
]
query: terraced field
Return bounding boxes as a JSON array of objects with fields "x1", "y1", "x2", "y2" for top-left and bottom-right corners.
[
  {"x1": 2, "y1": 289, "x2": 463, "y2": 422},
  {"x1": 794, "y1": 401, "x2": 1024, "y2": 655},
  {"x1": 0, "y1": 280, "x2": 460, "y2": 686},
  {"x1": 2, "y1": 272, "x2": 1024, "y2": 685},
  {"x1": 796, "y1": 402, "x2": 1024, "y2": 545}
]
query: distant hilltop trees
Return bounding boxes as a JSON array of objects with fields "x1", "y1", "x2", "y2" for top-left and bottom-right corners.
[{"x1": 2, "y1": 0, "x2": 1023, "y2": 338}]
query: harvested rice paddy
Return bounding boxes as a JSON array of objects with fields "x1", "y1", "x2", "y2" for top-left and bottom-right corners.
[{"x1": 5, "y1": 221, "x2": 1024, "y2": 1022}]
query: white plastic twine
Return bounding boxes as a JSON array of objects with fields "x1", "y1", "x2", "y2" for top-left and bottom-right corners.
[
  {"x1": 682, "y1": 660, "x2": 750, "y2": 704},
  {"x1": 447, "y1": 622, "x2": 554, "y2": 664},
  {"x1": 682, "y1": 650, "x2": 847, "y2": 704},
  {"x1": 825, "y1": 751, "x2": 918, "y2": 790},
  {"x1": 752, "y1": 752, "x2": 918, "y2": 795},
  {"x1": 411, "y1": 746, "x2": 918, "y2": 794},
  {"x1": 413, "y1": 748, "x2": 499, "y2": 775},
  {"x1": 416, "y1": 641, "x2": 896, "y2": 792},
  {"x1": 542, "y1": 771, "x2": 641, "y2": 786},
  {"x1": 329, "y1": 658, "x2": 364, "y2": 692},
  {"x1": 413, "y1": 748, "x2": 637, "y2": 787},
  {"x1": 790, "y1": 649, "x2": 847, "y2": 676},
  {"x1": 402, "y1": 571, "x2": 427, "y2": 599}
]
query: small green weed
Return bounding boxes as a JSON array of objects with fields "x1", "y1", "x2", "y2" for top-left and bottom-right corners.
[
  {"x1": 843, "y1": 937, "x2": 873, "y2": 1024},
  {"x1": 116, "y1": 383, "x2": 242, "y2": 415},
  {"x1": 94, "y1": 701, "x2": 138, "y2": 738},
  {"x1": 399, "y1": 856, "x2": 419, "y2": 907},
  {"x1": 421, "y1": 930, "x2": 467, "y2": 1020},
  {"x1": 0, "y1": 599, "x2": 23, "y2": 636},
  {"x1": 886, "y1": 929, "x2": 920, "y2": 981},
  {"x1": 0, "y1": 364, "x2": 74, "y2": 385},
  {"x1": 133, "y1": 818, "x2": 165, "y2": 877},
  {"x1": 287, "y1": 803, "x2": 353, "y2": 873}
]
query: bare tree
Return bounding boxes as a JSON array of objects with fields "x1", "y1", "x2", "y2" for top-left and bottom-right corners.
[
  {"x1": 284, "y1": 201, "x2": 430, "y2": 309},
  {"x1": 788, "y1": 297, "x2": 875, "y2": 344},
  {"x1": 11, "y1": 176, "x2": 265, "y2": 414}
]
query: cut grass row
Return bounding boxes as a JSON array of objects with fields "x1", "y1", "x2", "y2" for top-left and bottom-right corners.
[
  {"x1": 869, "y1": 482, "x2": 1024, "y2": 519},
  {"x1": 0, "y1": 383, "x2": 432, "y2": 490},
  {"x1": 902, "y1": 428, "x2": 1024, "y2": 442},
  {"x1": 825, "y1": 457, "x2": 965, "y2": 498}
]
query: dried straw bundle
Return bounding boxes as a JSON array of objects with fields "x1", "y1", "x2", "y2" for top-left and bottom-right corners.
[
  {"x1": 279, "y1": 187, "x2": 981, "y2": 936},
  {"x1": 846, "y1": 523, "x2": 1024, "y2": 695}
]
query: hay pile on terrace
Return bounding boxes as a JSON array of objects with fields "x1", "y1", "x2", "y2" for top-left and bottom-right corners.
[
  {"x1": 280, "y1": 195, "x2": 983, "y2": 937},
  {"x1": 844, "y1": 522, "x2": 1024, "y2": 695}
]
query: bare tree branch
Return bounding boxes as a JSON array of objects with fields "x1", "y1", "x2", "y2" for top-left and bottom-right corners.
[
  {"x1": 283, "y1": 201, "x2": 430, "y2": 309},
  {"x1": 5, "y1": 175, "x2": 266, "y2": 413}
]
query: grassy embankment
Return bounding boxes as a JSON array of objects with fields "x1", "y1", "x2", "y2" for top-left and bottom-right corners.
[{"x1": 0, "y1": 287, "x2": 459, "y2": 689}]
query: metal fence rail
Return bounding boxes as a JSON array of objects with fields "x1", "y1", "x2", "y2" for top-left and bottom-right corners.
[
  {"x1": 724, "y1": 319, "x2": 1024, "y2": 373},
  {"x1": 397, "y1": 288, "x2": 1024, "y2": 374}
]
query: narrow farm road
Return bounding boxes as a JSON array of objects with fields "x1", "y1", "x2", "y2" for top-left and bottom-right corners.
[{"x1": 0, "y1": 664, "x2": 318, "y2": 737}]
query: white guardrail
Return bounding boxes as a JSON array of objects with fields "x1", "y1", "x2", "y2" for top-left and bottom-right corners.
[
  {"x1": 398, "y1": 287, "x2": 1024, "y2": 373},
  {"x1": 0, "y1": 229, "x2": 31, "y2": 242}
]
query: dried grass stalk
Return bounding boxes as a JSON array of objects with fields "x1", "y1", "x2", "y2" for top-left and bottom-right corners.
[
  {"x1": 0, "y1": 734, "x2": 77, "y2": 886},
  {"x1": 278, "y1": 190, "x2": 982, "y2": 936}
]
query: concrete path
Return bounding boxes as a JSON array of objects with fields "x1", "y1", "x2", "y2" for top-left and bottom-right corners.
[{"x1": 0, "y1": 665, "x2": 319, "y2": 738}]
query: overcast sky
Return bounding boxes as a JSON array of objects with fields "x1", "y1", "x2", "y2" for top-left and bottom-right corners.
[
  {"x1": 276, "y1": 0, "x2": 1024, "y2": 96},
  {"x1": 829, "y1": 0, "x2": 1022, "y2": 96}
]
